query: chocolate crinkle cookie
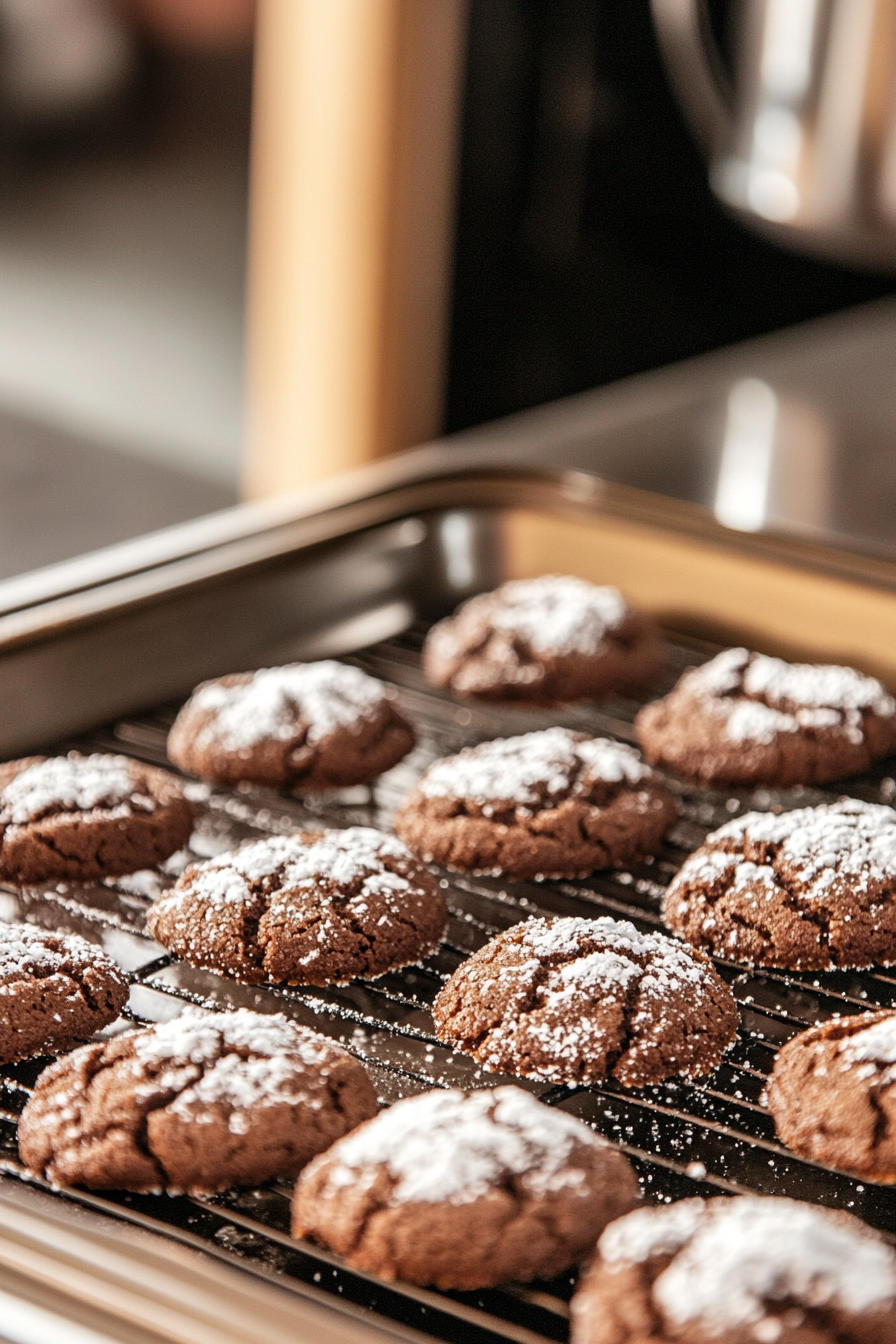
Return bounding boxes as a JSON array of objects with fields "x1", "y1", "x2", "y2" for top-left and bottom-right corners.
[
  {"x1": 664, "y1": 798, "x2": 896, "y2": 970},
  {"x1": 0, "y1": 753, "x2": 194, "y2": 884},
  {"x1": 146, "y1": 826, "x2": 446, "y2": 986},
  {"x1": 292, "y1": 1085, "x2": 639, "y2": 1290},
  {"x1": 766, "y1": 1010, "x2": 896, "y2": 1182},
  {"x1": 433, "y1": 915, "x2": 738, "y2": 1088},
  {"x1": 423, "y1": 576, "x2": 665, "y2": 704},
  {"x1": 167, "y1": 660, "x2": 415, "y2": 789},
  {"x1": 636, "y1": 646, "x2": 896, "y2": 787},
  {"x1": 571, "y1": 1196, "x2": 896, "y2": 1344},
  {"x1": 394, "y1": 727, "x2": 677, "y2": 880},
  {"x1": 0, "y1": 922, "x2": 129, "y2": 1064},
  {"x1": 18, "y1": 1007, "x2": 378, "y2": 1194}
]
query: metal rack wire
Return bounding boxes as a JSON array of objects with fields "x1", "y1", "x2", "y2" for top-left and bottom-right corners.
[{"x1": 1, "y1": 626, "x2": 894, "y2": 1344}]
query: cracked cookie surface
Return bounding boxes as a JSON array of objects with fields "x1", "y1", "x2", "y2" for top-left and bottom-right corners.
[
  {"x1": 766, "y1": 1010, "x2": 896, "y2": 1182},
  {"x1": 167, "y1": 660, "x2": 415, "y2": 789},
  {"x1": 571, "y1": 1196, "x2": 896, "y2": 1344},
  {"x1": 423, "y1": 576, "x2": 665, "y2": 705},
  {"x1": 291, "y1": 1085, "x2": 639, "y2": 1289},
  {"x1": 146, "y1": 827, "x2": 447, "y2": 985},
  {"x1": 664, "y1": 798, "x2": 896, "y2": 969},
  {"x1": 18, "y1": 1007, "x2": 378, "y2": 1193},
  {"x1": 0, "y1": 753, "x2": 194, "y2": 884},
  {"x1": 636, "y1": 647, "x2": 896, "y2": 787},
  {"x1": 0, "y1": 922, "x2": 129, "y2": 1063},
  {"x1": 432, "y1": 915, "x2": 737, "y2": 1087},
  {"x1": 394, "y1": 727, "x2": 678, "y2": 880}
]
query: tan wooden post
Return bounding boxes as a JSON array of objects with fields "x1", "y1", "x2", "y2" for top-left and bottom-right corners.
[{"x1": 243, "y1": 0, "x2": 468, "y2": 498}]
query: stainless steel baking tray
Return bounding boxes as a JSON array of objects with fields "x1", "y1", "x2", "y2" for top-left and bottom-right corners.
[{"x1": 1, "y1": 459, "x2": 895, "y2": 1344}]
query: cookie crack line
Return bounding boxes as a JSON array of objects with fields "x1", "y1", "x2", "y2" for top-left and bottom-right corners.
[
  {"x1": 25, "y1": 828, "x2": 82, "y2": 863},
  {"x1": 73, "y1": 1049, "x2": 173, "y2": 1189},
  {"x1": 234, "y1": 892, "x2": 268, "y2": 972},
  {"x1": 147, "y1": 827, "x2": 447, "y2": 988},
  {"x1": 601, "y1": 956, "x2": 646, "y2": 1082},
  {"x1": 74, "y1": 977, "x2": 105, "y2": 1017},
  {"x1": 517, "y1": 945, "x2": 650, "y2": 1079},
  {"x1": 696, "y1": 845, "x2": 835, "y2": 941},
  {"x1": 868, "y1": 1084, "x2": 893, "y2": 1155}
]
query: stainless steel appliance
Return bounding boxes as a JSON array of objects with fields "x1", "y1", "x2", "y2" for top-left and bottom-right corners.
[{"x1": 653, "y1": 0, "x2": 896, "y2": 268}]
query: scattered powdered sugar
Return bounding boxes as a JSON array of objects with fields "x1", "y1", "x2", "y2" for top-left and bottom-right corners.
[
  {"x1": 322, "y1": 1086, "x2": 601, "y2": 1205},
  {"x1": 112, "y1": 870, "x2": 168, "y2": 900},
  {"x1": 417, "y1": 728, "x2": 648, "y2": 808},
  {"x1": 178, "y1": 828, "x2": 418, "y2": 914},
  {"x1": 0, "y1": 754, "x2": 147, "y2": 825},
  {"x1": 480, "y1": 576, "x2": 628, "y2": 656},
  {"x1": 840, "y1": 1013, "x2": 896, "y2": 1071},
  {"x1": 713, "y1": 798, "x2": 896, "y2": 897},
  {"x1": 601, "y1": 1197, "x2": 896, "y2": 1332},
  {"x1": 189, "y1": 661, "x2": 388, "y2": 750},
  {"x1": 0, "y1": 921, "x2": 109, "y2": 980}
]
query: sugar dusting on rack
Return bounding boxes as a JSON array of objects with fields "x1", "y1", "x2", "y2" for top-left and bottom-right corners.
[{"x1": 2, "y1": 626, "x2": 896, "y2": 1344}]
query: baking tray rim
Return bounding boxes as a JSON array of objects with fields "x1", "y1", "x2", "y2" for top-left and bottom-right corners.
[{"x1": 4, "y1": 457, "x2": 896, "y2": 652}]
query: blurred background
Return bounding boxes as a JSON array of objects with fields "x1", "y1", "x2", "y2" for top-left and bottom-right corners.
[{"x1": 2, "y1": 0, "x2": 895, "y2": 580}]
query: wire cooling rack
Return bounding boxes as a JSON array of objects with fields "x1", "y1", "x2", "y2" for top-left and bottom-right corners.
[{"x1": 1, "y1": 626, "x2": 895, "y2": 1344}]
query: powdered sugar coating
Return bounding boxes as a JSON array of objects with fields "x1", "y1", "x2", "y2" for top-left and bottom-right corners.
[
  {"x1": 0, "y1": 921, "x2": 121, "y2": 983},
  {"x1": 417, "y1": 728, "x2": 649, "y2": 809},
  {"x1": 18, "y1": 1004, "x2": 377, "y2": 1191},
  {"x1": 598, "y1": 1198, "x2": 704, "y2": 1265},
  {"x1": 474, "y1": 576, "x2": 628, "y2": 656},
  {"x1": 133, "y1": 1008, "x2": 339, "y2": 1123},
  {"x1": 321, "y1": 1085, "x2": 604, "y2": 1205},
  {"x1": 723, "y1": 700, "x2": 800, "y2": 745},
  {"x1": 181, "y1": 827, "x2": 420, "y2": 916},
  {"x1": 133, "y1": 1006, "x2": 317, "y2": 1065},
  {"x1": 148, "y1": 825, "x2": 445, "y2": 986},
  {"x1": 190, "y1": 661, "x2": 390, "y2": 750},
  {"x1": 715, "y1": 798, "x2": 896, "y2": 895},
  {"x1": 665, "y1": 798, "x2": 896, "y2": 969},
  {"x1": 683, "y1": 648, "x2": 894, "y2": 746},
  {"x1": 491, "y1": 921, "x2": 713, "y2": 1078},
  {"x1": 744, "y1": 654, "x2": 895, "y2": 714},
  {"x1": 0, "y1": 755, "x2": 149, "y2": 825},
  {"x1": 434, "y1": 915, "x2": 737, "y2": 1088},
  {"x1": 841, "y1": 1013, "x2": 896, "y2": 1069},
  {"x1": 599, "y1": 1197, "x2": 896, "y2": 1332},
  {"x1": 424, "y1": 575, "x2": 663, "y2": 707}
]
